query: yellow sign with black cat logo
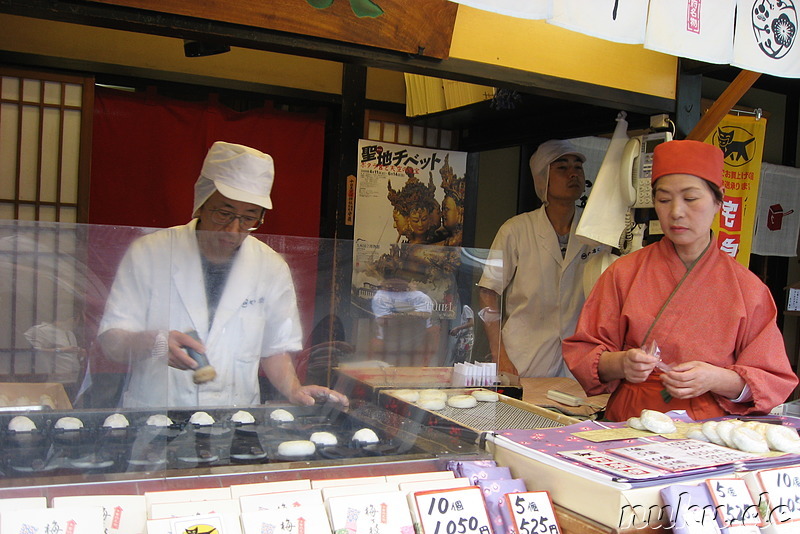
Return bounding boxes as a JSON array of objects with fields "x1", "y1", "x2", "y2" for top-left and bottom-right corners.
[{"x1": 708, "y1": 113, "x2": 767, "y2": 267}]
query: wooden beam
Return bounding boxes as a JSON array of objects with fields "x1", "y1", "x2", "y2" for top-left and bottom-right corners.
[{"x1": 686, "y1": 70, "x2": 761, "y2": 141}]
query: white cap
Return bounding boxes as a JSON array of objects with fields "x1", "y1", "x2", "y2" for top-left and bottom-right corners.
[
  {"x1": 529, "y1": 139, "x2": 586, "y2": 205},
  {"x1": 193, "y1": 142, "x2": 274, "y2": 215}
]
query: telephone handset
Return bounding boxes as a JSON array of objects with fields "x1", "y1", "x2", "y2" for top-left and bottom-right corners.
[{"x1": 621, "y1": 131, "x2": 673, "y2": 208}]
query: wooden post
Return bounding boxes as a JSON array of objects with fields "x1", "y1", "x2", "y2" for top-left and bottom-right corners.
[{"x1": 686, "y1": 70, "x2": 761, "y2": 141}]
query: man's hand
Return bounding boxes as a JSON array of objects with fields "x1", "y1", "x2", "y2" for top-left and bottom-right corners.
[
  {"x1": 262, "y1": 353, "x2": 349, "y2": 407},
  {"x1": 166, "y1": 330, "x2": 205, "y2": 370},
  {"x1": 287, "y1": 385, "x2": 349, "y2": 407}
]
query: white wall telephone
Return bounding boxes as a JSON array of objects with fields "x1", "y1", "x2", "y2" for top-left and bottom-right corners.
[{"x1": 620, "y1": 131, "x2": 673, "y2": 208}]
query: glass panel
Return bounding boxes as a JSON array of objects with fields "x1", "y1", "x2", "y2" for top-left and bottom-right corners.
[
  {"x1": 21, "y1": 78, "x2": 41, "y2": 103},
  {"x1": 43, "y1": 81, "x2": 62, "y2": 106},
  {"x1": 38, "y1": 205, "x2": 57, "y2": 222},
  {"x1": 397, "y1": 124, "x2": 411, "y2": 145},
  {"x1": 367, "y1": 119, "x2": 381, "y2": 140},
  {"x1": 60, "y1": 206, "x2": 77, "y2": 223},
  {"x1": 1, "y1": 76, "x2": 21, "y2": 100},
  {"x1": 61, "y1": 109, "x2": 82, "y2": 204},
  {"x1": 18, "y1": 105, "x2": 40, "y2": 202},
  {"x1": 426, "y1": 127, "x2": 439, "y2": 148},
  {"x1": 381, "y1": 122, "x2": 396, "y2": 142},
  {"x1": 0, "y1": 103, "x2": 19, "y2": 199},
  {"x1": 63, "y1": 82, "x2": 83, "y2": 108},
  {"x1": 0, "y1": 203, "x2": 15, "y2": 220},
  {"x1": 17, "y1": 204, "x2": 36, "y2": 221},
  {"x1": 40, "y1": 108, "x2": 60, "y2": 203},
  {"x1": 412, "y1": 125, "x2": 425, "y2": 146},
  {"x1": 440, "y1": 130, "x2": 453, "y2": 150},
  {"x1": 0, "y1": 76, "x2": 20, "y2": 100},
  {"x1": 0, "y1": 220, "x2": 501, "y2": 487}
]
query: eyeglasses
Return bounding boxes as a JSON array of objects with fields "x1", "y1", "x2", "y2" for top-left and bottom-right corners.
[{"x1": 207, "y1": 208, "x2": 263, "y2": 231}]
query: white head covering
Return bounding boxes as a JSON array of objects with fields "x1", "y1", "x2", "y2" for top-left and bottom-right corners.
[
  {"x1": 193, "y1": 141, "x2": 275, "y2": 215},
  {"x1": 529, "y1": 139, "x2": 586, "y2": 205}
]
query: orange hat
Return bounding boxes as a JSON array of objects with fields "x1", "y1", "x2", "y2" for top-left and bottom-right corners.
[{"x1": 651, "y1": 140, "x2": 723, "y2": 188}]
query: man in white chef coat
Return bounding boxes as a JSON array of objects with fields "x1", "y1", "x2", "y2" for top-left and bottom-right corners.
[
  {"x1": 98, "y1": 141, "x2": 348, "y2": 408},
  {"x1": 477, "y1": 139, "x2": 605, "y2": 378}
]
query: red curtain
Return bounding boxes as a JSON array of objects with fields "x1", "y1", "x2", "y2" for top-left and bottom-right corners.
[{"x1": 89, "y1": 87, "x2": 325, "y2": 237}]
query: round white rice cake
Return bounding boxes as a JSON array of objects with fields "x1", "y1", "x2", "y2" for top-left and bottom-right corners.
[
  {"x1": 310, "y1": 431, "x2": 338, "y2": 447},
  {"x1": 417, "y1": 397, "x2": 446, "y2": 410},
  {"x1": 230, "y1": 410, "x2": 255, "y2": 424},
  {"x1": 742, "y1": 420, "x2": 769, "y2": 437},
  {"x1": 639, "y1": 410, "x2": 676, "y2": 434},
  {"x1": 731, "y1": 426, "x2": 770, "y2": 453},
  {"x1": 8, "y1": 415, "x2": 36, "y2": 432},
  {"x1": 269, "y1": 409, "x2": 294, "y2": 423},
  {"x1": 418, "y1": 389, "x2": 448, "y2": 400},
  {"x1": 103, "y1": 413, "x2": 130, "y2": 429},
  {"x1": 627, "y1": 417, "x2": 646, "y2": 431},
  {"x1": 686, "y1": 428, "x2": 710, "y2": 442},
  {"x1": 766, "y1": 424, "x2": 800, "y2": 453},
  {"x1": 447, "y1": 394, "x2": 478, "y2": 409},
  {"x1": 715, "y1": 420, "x2": 740, "y2": 448},
  {"x1": 701, "y1": 421, "x2": 726, "y2": 446},
  {"x1": 352, "y1": 428, "x2": 380, "y2": 444},
  {"x1": 189, "y1": 411, "x2": 215, "y2": 426},
  {"x1": 393, "y1": 389, "x2": 420, "y2": 403},
  {"x1": 55, "y1": 416, "x2": 83, "y2": 430},
  {"x1": 145, "y1": 414, "x2": 173, "y2": 427},
  {"x1": 471, "y1": 390, "x2": 499, "y2": 402},
  {"x1": 277, "y1": 440, "x2": 316, "y2": 457}
]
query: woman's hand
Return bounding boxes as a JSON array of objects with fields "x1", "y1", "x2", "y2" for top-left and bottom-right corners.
[
  {"x1": 660, "y1": 361, "x2": 745, "y2": 400},
  {"x1": 599, "y1": 348, "x2": 658, "y2": 383}
]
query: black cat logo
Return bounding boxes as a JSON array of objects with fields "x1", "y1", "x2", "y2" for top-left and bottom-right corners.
[{"x1": 717, "y1": 127, "x2": 756, "y2": 165}]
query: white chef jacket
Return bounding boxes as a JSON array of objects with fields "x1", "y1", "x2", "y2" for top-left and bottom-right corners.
[
  {"x1": 98, "y1": 219, "x2": 303, "y2": 407},
  {"x1": 478, "y1": 208, "x2": 604, "y2": 378}
]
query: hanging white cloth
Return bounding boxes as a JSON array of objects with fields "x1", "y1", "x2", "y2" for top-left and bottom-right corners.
[
  {"x1": 575, "y1": 112, "x2": 631, "y2": 248},
  {"x1": 549, "y1": 0, "x2": 648, "y2": 44},
  {"x1": 752, "y1": 162, "x2": 800, "y2": 257},
  {"x1": 732, "y1": 0, "x2": 800, "y2": 78},
  {"x1": 645, "y1": 0, "x2": 735, "y2": 65},
  {"x1": 449, "y1": 0, "x2": 551, "y2": 19}
]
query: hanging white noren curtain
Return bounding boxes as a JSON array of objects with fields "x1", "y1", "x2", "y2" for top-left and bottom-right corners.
[
  {"x1": 549, "y1": 0, "x2": 649, "y2": 44},
  {"x1": 752, "y1": 163, "x2": 800, "y2": 257},
  {"x1": 448, "y1": 0, "x2": 799, "y2": 78},
  {"x1": 450, "y1": 0, "x2": 551, "y2": 19},
  {"x1": 645, "y1": 0, "x2": 736, "y2": 64},
  {"x1": 575, "y1": 113, "x2": 631, "y2": 248},
  {"x1": 732, "y1": 0, "x2": 800, "y2": 78}
]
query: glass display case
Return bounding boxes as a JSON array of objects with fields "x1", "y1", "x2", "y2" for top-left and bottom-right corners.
[{"x1": 0, "y1": 219, "x2": 502, "y2": 490}]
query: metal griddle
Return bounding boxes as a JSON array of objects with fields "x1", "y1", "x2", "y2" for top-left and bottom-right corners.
[
  {"x1": 380, "y1": 389, "x2": 578, "y2": 436},
  {"x1": 0, "y1": 400, "x2": 486, "y2": 487}
]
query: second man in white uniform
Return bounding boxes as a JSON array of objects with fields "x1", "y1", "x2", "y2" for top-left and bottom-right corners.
[{"x1": 478, "y1": 139, "x2": 605, "y2": 378}]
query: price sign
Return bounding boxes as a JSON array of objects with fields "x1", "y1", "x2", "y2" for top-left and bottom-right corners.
[
  {"x1": 756, "y1": 466, "x2": 800, "y2": 525},
  {"x1": 705, "y1": 478, "x2": 762, "y2": 532},
  {"x1": 414, "y1": 487, "x2": 493, "y2": 534},
  {"x1": 504, "y1": 491, "x2": 561, "y2": 534}
]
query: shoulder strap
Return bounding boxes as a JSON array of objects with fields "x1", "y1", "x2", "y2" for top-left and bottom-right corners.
[{"x1": 641, "y1": 239, "x2": 713, "y2": 346}]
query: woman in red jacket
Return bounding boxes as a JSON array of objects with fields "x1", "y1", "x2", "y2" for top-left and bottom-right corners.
[{"x1": 563, "y1": 140, "x2": 798, "y2": 421}]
